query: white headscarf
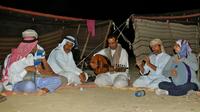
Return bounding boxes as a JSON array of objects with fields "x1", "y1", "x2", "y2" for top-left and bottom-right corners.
[
  {"x1": 56, "y1": 36, "x2": 76, "y2": 50},
  {"x1": 150, "y1": 38, "x2": 165, "y2": 53},
  {"x1": 22, "y1": 29, "x2": 38, "y2": 38}
]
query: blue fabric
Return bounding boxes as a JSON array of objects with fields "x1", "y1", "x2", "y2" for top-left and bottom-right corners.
[
  {"x1": 34, "y1": 50, "x2": 45, "y2": 66},
  {"x1": 177, "y1": 40, "x2": 192, "y2": 59},
  {"x1": 171, "y1": 62, "x2": 188, "y2": 86},
  {"x1": 13, "y1": 76, "x2": 61, "y2": 93},
  {"x1": 159, "y1": 81, "x2": 198, "y2": 96},
  {"x1": 35, "y1": 76, "x2": 61, "y2": 92},
  {"x1": 13, "y1": 80, "x2": 36, "y2": 93},
  {"x1": 183, "y1": 62, "x2": 191, "y2": 83}
]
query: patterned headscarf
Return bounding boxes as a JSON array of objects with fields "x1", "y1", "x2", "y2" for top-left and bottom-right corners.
[
  {"x1": 2, "y1": 29, "x2": 38, "y2": 82},
  {"x1": 55, "y1": 35, "x2": 78, "y2": 50},
  {"x1": 176, "y1": 39, "x2": 192, "y2": 58}
]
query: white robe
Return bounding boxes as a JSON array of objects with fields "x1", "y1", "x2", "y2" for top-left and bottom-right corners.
[
  {"x1": 94, "y1": 47, "x2": 129, "y2": 88},
  {"x1": 133, "y1": 52, "x2": 171, "y2": 89},
  {"x1": 47, "y1": 47, "x2": 84, "y2": 85},
  {"x1": 2, "y1": 54, "x2": 34, "y2": 91}
]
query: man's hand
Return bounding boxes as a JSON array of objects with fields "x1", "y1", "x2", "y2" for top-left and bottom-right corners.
[
  {"x1": 25, "y1": 66, "x2": 36, "y2": 72},
  {"x1": 171, "y1": 68, "x2": 177, "y2": 76},
  {"x1": 144, "y1": 56, "x2": 150, "y2": 65},
  {"x1": 136, "y1": 59, "x2": 145, "y2": 74},
  {"x1": 136, "y1": 59, "x2": 145, "y2": 67},
  {"x1": 79, "y1": 72, "x2": 86, "y2": 83}
]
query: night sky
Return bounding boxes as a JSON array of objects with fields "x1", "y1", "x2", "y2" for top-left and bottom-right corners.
[{"x1": 1, "y1": 0, "x2": 200, "y2": 24}]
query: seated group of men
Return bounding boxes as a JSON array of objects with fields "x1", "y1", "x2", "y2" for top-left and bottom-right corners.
[{"x1": 0, "y1": 29, "x2": 200, "y2": 103}]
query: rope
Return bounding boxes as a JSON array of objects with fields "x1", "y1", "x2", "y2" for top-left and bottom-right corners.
[
  {"x1": 77, "y1": 21, "x2": 113, "y2": 66},
  {"x1": 113, "y1": 22, "x2": 132, "y2": 49},
  {"x1": 77, "y1": 39, "x2": 105, "y2": 66}
]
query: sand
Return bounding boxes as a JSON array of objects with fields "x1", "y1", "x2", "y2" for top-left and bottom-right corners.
[
  {"x1": 0, "y1": 85, "x2": 200, "y2": 112},
  {"x1": 0, "y1": 60, "x2": 200, "y2": 112}
]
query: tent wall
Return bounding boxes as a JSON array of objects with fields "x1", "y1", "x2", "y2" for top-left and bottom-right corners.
[
  {"x1": 0, "y1": 8, "x2": 112, "y2": 65},
  {"x1": 0, "y1": 20, "x2": 112, "y2": 64},
  {"x1": 132, "y1": 19, "x2": 200, "y2": 61}
]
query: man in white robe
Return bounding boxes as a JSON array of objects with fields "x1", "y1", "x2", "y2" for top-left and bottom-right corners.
[
  {"x1": 48, "y1": 36, "x2": 88, "y2": 85},
  {"x1": 132, "y1": 39, "x2": 171, "y2": 89}
]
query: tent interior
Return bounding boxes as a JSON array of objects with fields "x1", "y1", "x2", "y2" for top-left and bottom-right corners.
[
  {"x1": 0, "y1": 6, "x2": 113, "y2": 70},
  {"x1": 0, "y1": 6, "x2": 200, "y2": 80},
  {"x1": 130, "y1": 10, "x2": 200, "y2": 80}
]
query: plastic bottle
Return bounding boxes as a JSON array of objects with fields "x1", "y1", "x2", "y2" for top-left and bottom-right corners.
[{"x1": 133, "y1": 90, "x2": 145, "y2": 97}]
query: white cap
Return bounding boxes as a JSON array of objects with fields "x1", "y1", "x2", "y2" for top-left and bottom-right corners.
[{"x1": 22, "y1": 29, "x2": 38, "y2": 38}]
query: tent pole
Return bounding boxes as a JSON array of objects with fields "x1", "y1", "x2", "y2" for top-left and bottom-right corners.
[{"x1": 76, "y1": 24, "x2": 81, "y2": 35}]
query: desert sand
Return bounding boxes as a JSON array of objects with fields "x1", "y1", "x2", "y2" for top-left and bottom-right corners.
[
  {"x1": 0, "y1": 85, "x2": 200, "y2": 112},
  {"x1": 0, "y1": 61, "x2": 200, "y2": 112}
]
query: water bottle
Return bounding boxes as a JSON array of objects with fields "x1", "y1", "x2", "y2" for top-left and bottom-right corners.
[{"x1": 133, "y1": 90, "x2": 145, "y2": 97}]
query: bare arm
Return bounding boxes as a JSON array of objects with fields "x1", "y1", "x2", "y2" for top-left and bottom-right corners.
[{"x1": 144, "y1": 56, "x2": 157, "y2": 71}]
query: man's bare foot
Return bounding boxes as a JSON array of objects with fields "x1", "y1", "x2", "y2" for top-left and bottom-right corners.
[
  {"x1": 36, "y1": 88, "x2": 49, "y2": 96},
  {"x1": 197, "y1": 91, "x2": 200, "y2": 96},
  {"x1": 1, "y1": 91, "x2": 16, "y2": 96}
]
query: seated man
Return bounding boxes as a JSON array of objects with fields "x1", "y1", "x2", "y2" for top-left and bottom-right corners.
[
  {"x1": 23, "y1": 40, "x2": 55, "y2": 79},
  {"x1": 132, "y1": 39, "x2": 171, "y2": 89},
  {"x1": 1, "y1": 29, "x2": 61, "y2": 95},
  {"x1": 90, "y1": 34, "x2": 129, "y2": 88},
  {"x1": 48, "y1": 35, "x2": 88, "y2": 85},
  {"x1": 156, "y1": 39, "x2": 200, "y2": 96}
]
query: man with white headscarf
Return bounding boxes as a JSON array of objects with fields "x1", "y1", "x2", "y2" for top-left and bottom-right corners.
[
  {"x1": 132, "y1": 39, "x2": 171, "y2": 89},
  {"x1": 1, "y1": 29, "x2": 61, "y2": 95},
  {"x1": 48, "y1": 35, "x2": 88, "y2": 85}
]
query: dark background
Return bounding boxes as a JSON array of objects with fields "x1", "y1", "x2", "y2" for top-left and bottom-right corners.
[
  {"x1": 1, "y1": 0, "x2": 200, "y2": 23},
  {"x1": 1, "y1": 0, "x2": 200, "y2": 57}
]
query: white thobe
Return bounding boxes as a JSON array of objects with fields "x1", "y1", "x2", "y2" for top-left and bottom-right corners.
[
  {"x1": 133, "y1": 52, "x2": 171, "y2": 89},
  {"x1": 48, "y1": 48, "x2": 84, "y2": 85},
  {"x1": 94, "y1": 48, "x2": 129, "y2": 88},
  {"x1": 2, "y1": 54, "x2": 34, "y2": 90}
]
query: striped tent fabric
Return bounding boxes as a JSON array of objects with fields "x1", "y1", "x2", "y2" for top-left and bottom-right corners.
[{"x1": 132, "y1": 19, "x2": 200, "y2": 61}]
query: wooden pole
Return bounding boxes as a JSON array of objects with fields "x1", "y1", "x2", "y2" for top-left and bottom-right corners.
[{"x1": 80, "y1": 32, "x2": 90, "y2": 69}]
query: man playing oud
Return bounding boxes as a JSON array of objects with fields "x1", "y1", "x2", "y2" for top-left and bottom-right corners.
[{"x1": 90, "y1": 34, "x2": 129, "y2": 88}]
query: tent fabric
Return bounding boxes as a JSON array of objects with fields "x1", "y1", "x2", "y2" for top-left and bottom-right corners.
[
  {"x1": 0, "y1": 6, "x2": 112, "y2": 65},
  {"x1": 132, "y1": 18, "x2": 200, "y2": 61}
]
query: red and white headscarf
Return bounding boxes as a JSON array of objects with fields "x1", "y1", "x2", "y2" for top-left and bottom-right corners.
[{"x1": 2, "y1": 29, "x2": 38, "y2": 82}]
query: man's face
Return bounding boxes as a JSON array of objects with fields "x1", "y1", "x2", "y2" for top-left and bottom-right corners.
[
  {"x1": 150, "y1": 44, "x2": 161, "y2": 54},
  {"x1": 173, "y1": 43, "x2": 181, "y2": 53},
  {"x1": 108, "y1": 37, "x2": 118, "y2": 50},
  {"x1": 31, "y1": 45, "x2": 37, "y2": 54},
  {"x1": 64, "y1": 42, "x2": 73, "y2": 53}
]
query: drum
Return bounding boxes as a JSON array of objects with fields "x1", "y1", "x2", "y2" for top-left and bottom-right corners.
[{"x1": 171, "y1": 62, "x2": 191, "y2": 86}]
